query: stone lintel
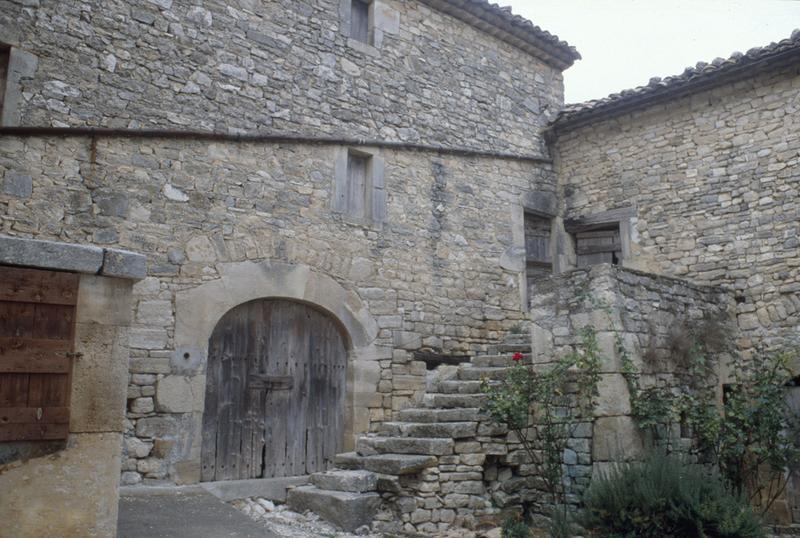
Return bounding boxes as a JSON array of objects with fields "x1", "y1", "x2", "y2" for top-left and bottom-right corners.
[{"x1": 0, "y1": 235, "x2": 146, "y2": 280}]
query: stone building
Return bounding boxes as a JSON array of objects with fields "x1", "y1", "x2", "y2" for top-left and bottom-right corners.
[{"x1": 0, "y1": 0, "x2": 798, "y2": 535}]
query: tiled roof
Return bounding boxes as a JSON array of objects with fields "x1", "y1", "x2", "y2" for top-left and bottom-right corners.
[
  {"x1": 553, "y1": 29, "x2": 800, "y2": 131},
  {"x1": 421, "y1": 0, "x2": 581, "y2": 69}
]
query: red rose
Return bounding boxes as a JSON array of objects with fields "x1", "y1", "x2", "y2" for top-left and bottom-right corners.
[{"x1": 512, "y1": 352, "x2": 523, "y2": 362}]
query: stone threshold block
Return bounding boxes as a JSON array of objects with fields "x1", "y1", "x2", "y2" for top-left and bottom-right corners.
[{"x1": 286, "y1": 486, "x2": 380, "y2": 532}]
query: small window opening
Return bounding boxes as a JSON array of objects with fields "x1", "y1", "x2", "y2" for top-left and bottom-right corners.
[
  {"x1": 524, "y1": 213, "x2": 552, "y2": 305},
  {"x1": 350, "y1": 0, "x2": 373, "y2": 44},
  {"x1": 345, "y1": 149, "x2": 371, "y2": 220},
  {"x1": 575, "y1": 224, "x2": 622, "y2": 268},
  {"x1": 0, "y1": 45, "x2": 10, "y2": 117},
  {"x1": 722, "y1": 383, "x2": 738, "y2": 405}
]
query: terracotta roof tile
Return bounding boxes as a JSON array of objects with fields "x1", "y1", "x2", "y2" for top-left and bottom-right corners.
[{"x1": 554, "y1": 29, "x2": 800, "y2": 130}]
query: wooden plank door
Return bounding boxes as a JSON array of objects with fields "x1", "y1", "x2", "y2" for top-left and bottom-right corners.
[
  {"x1": 0, "y1": 266, "x2": 78, "y2": 442},
  {"x1": 201, "y1": 299, "x2": 348, "y2": 482},
  {"x1": 576, "y1": 228, "x2": 622, "y2": 268}
]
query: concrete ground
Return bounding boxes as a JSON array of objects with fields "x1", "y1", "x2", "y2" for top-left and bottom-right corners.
[{"x1": 118, "y1": 489, "x2": 278, "y2": 538}]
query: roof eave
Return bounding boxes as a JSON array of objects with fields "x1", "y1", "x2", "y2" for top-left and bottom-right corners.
[
  {"x1": 551, "y1": 43, "x2": 800, "y2": 134},
  {"x1": 419, "y1": 0, "x2": 581, "y2": 70}
]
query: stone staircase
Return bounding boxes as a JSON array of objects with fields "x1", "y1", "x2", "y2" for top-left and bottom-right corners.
[{"x1": 287, "y1": 334, "x2": 531, "y2": 534}]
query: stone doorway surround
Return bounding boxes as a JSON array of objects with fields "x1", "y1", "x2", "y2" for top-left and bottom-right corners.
[
  {"x1": 0, "y1": 234, "x2": 145, "y2": 537},
  {"x1": 169, "y1": 260, "x2": 380, "y2": 485}
]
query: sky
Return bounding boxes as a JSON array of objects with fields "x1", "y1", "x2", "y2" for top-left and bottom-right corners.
[{"x1": 503, "y1": 0, "x2": 800, "y2": 104}]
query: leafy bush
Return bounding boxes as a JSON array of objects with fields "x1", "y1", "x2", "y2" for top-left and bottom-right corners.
[
  {"x1": 501, "y1": 516, "x2": 531, "y2": 538},
  {"x1": 581, "y1": 452, "x2": 764, "y2": 538},
  {"x1": 623, "y1": 348, "x2": 800, "y2": 514}
]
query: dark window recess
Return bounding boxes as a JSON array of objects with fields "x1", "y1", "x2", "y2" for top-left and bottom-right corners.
[
  {"x1": 0, "y1": 45, "x2": 10, "y2": 116},
  {"x1": 414, "y1": 349, "x2": 471, "y2": 370},
  {"x1": 524, "y1": 213, "x2": 552, "y2": 299},
  {"x1": 350, "y1": 0, "x2": 372, "y2": 44},
  {"x1": 575, "y1": 225, "x2": 622, "y2": 268}
]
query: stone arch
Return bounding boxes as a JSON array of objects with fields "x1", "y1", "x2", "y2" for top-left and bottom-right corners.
[{"x1": 169, "y1": 260, "x2": 380, "y2": 484}]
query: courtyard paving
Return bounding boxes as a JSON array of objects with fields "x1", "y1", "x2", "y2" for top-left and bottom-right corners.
[{"x1": 118, "y1": 489, "x2": 278, "y2": 538}]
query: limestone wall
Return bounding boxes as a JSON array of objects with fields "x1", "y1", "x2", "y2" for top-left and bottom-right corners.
[
  {"x1": 0, "y1": 0, "x2": 563, "y2": 154},
  {"x1": 553, "y1": 64, "x2": 800, "y2": 354},
  {"x1": 0, "y1": 134, "x2": 552, "y2": 484}
]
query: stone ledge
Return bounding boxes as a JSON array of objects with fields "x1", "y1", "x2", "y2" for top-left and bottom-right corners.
[{"x1": 0, "y1": 235, "x2": 146, "y2": 280}]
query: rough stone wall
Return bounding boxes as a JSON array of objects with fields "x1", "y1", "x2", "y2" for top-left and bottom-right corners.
[
  {"x1": 553, "y1": 64, "x2": 800, "y2": 355},
  {"x1": 528, "y1": 265, "x2": 736, "y2": 509},
  {"x1": 0, "y1": 0, "x2": 564, "y2": 486},
  {"x1": 0, "y1": 0, "x2": 563, "y2": 154},
  {"x1": 0, "y1": 134, "x2": 552, "y2": 484}
]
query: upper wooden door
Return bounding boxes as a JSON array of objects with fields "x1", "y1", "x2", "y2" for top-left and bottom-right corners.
[
  {"x1": 576, "y1": 228, "x2": 622, "y2": 267},
  {"x1": 200, "y1": 299, "x2": 348, "y2": 482}
]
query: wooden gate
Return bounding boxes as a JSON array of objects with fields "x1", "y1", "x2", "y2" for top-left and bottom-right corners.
[{"x1": 200, "y1": 299, "x2": 348, "y2": 482}]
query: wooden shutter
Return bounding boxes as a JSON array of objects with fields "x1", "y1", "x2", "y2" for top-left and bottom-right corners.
[
  {"x1": 0, "y1": 266, "x2": 78, "y2": 441},
  {"x1": 350, "y1": 0, "x2": 371, "y2": 44},
  {"x1": 525, "y1": 213, "x2": 552, "y2": 288},
  {"x1": 0, "y1": 46, "x2": 9, "y2": 114},
  {"x1": 346, "y1": 151, "x2": 369, "y2": 220},
  {"x1": 576, "y1": 228, "x2": 622, "y2": 268}
]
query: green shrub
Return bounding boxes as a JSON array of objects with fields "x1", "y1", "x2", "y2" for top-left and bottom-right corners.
[
  {"x1": 501, "y1": 516, "x2": 531, "y2": 538},
  {"x1": 580, "y1": 452, "x2": 764, "y2": 538},
  {"x1": 548, "y1": 509, "x2": 573, "y2": 538}
]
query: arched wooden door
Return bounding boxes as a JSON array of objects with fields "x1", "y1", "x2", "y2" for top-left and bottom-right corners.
[{"x1": 200, "y1": 299, "x2": 348, "y2": 481}]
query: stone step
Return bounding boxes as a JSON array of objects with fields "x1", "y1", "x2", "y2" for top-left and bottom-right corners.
[
  {"x1": 423, "y1": 393, "x2": 488, "y2": 408},
  {"x1": 429, "y1": 380, "x2": 486, "y2": 394},
  {"x1": 503, "y1": 333, "x2": 530, "y2": 342},
  {"x1": 497, "y1": 343, "x2": 532, "y2": 353},
  {"x1": 457, "y1": 366, "x2": 510, "y2": 381},
  {"x1": 379, "y1": 421, "x2": 478, "y2": 439},
  {"x1": 356, "y1": 436, "x2": 454, "y2": 456},
  {"x1": 471, "y1": 354, "x2": 531, "y2": 368},
  {"x1": 396, "y1": 407, "x2": 482, "y2": 423},
  {"x1": 286, "y1": 485, "x2": 380, "y2": 532},
  {"x1": 334, "y1": 452, "x2": 437, "y2": 475},
  {"x1": 310, "y1": 469, "x2": 377, "y2": 493}
]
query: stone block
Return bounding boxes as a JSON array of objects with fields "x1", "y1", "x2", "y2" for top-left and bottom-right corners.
[
  {"x1": 356, "y1": 436, "x2": 454, "y2": 456},
  {"x1": 334, "y1": 452, "x2": 437, "y2": 475},
  {"x1": 310, "y1": 470, "x2": 378, "y2": 493},
  {"x1": 593, "y1": 416, "x2": 643, "y2": 462},
  {"x1": 287, "y1": 486, "x2": 380, "y2": 532},
  {"x1": 101, "y1": 248, "x2": 147, "y2": 280},
  {"x1": 70, "y1": 323, "x2": 129, "y2": 433},
  {"x1": 130, "y1": 357, "x2": 171, "y2": 374},
  {"x1": 124, "y1": 437, "x2": 153, "y2": 458},
  {"x1": 393, "y1": 331, "x2": 422, "y2": 350},
  {"x1": 76, "y1": 274, "x2": 134, "y2": 326},
  {"x1": 594, "y1": 374, "x2": 632, "y2": 417},
  {"x1": 0, "y1": 235, "x2": 103, "y2": 274},
  {"x1": 156, "y1": 375, "x2": 205, "y2": 413},
  {"x1": 2, "y1": 171, "x2": 32, "y2": 198},
  {"x1": 130, "y1": 327, "x2": 169, "y2": 350},
  {"x1": 135, "y1": 416, "x2": 179, "y2": 438},
  {"x1": 130, "y1": 397, "x2": 155, "y2": 414},
  {"x1": 136, "y1": 300, "x2": 174, "y2": 325},
  {"x1": 94, "y1": 191, "x2": 129, "y2": 217}
]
